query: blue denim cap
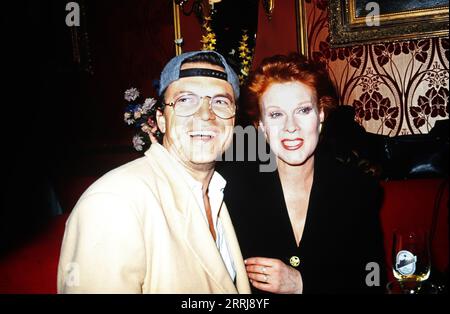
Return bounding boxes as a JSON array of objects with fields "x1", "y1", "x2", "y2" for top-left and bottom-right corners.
[{"x1": 158, "y1": 50, "x2": 240, "y2": 99}]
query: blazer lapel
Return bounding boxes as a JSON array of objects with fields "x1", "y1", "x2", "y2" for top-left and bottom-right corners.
[
  {"x1": 184, "y1": 197, "x2": 238, "y2": 293},
  {"x1": 220, "y1": 204, "x2": 252, "y2": 294},
  {"x1": 145, "y1": 144, "x2": 193, "y2": 215}
]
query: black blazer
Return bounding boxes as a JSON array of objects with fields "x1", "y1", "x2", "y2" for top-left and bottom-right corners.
[{"x1": 219, "y1": 145, "x2": 386, "y2": 294}]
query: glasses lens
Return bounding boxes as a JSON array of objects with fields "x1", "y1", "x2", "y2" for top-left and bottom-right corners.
[
  {"x1": 173, "y1": 94, "x2": 200, "y2": 117},
  {"x1": 211, "y1": 96, "x2": 235, "y2": 119}
]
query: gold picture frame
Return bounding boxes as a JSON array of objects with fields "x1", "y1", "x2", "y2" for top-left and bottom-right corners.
[
  {"x1": 328, "y1": 0, "x2": 449, "y2": 47},
  {"x1": 296, "y1": 0, "x2": 309, "y2": 57}
]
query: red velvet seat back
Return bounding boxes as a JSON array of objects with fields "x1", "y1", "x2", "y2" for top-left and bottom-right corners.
[
  {"x1": 0, "y1": 212, "x2": 69, "y2": 294},
  {"x1": 380, "y1": 178, "x2": 449, "y2": 282}
]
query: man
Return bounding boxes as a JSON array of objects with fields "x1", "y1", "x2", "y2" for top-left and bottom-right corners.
[{"x1": 57, "y1": 51, "x2": 251, "y2": 293}]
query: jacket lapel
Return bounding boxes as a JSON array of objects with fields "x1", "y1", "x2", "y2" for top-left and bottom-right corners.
[
  {"x1": 220, "y1": 204, "x2": 252, "y2": 294},
  {"x1": 184, "y1": 199, "x2": 239, "y2": 293}
]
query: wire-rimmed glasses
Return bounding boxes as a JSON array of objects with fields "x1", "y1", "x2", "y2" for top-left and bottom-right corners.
[{"x1": 165, "y1": 93, "x2": 236, "y2": 119}]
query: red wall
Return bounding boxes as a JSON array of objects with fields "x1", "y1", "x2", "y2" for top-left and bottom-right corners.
[
  {"x1": 81, "y1": 0, "x2": 175, "y2": 146},
  {"x1": 45, "y1": 0, "x2": 180, "y2": 173},
  {"x1": 252, "y1": 0, "x2": 298, "y2": 69},
  {"x1": 178, "y1": 0, "x2": 299, "y2": 69},
  {"x1": 179, "y1": 7, "x2": 203, "y2": 52}
]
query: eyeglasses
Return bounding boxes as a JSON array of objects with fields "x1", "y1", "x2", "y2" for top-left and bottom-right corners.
[{"x1": 165, "y1": 93, "x2": 236, "y2": 119}]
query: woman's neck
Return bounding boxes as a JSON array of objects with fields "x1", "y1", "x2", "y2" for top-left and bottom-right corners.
[{"x1": 277, "y1": 156, "x2": 315, "y2": 191}]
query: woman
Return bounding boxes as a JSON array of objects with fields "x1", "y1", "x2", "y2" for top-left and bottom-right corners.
[{"x1": 222, "y1": 53, "x2": 386, "y2": 294}]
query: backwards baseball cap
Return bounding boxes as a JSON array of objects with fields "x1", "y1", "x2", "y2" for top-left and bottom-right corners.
[{"x1": 158, "y1": 50, "x2": 240, "y2": 99}]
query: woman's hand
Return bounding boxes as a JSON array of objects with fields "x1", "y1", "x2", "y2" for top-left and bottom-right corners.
[{"x1": 245, "y1": 257, "x2": 303, "y2": 294}]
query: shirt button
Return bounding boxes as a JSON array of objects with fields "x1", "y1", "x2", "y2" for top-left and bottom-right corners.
[{"x1": 290, "y1": 256, "x2": 301, "y2": 267}]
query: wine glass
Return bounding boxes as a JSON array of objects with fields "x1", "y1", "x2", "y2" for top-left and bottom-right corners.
[{"x1": 392, "y1": 229, "x2": 431, "y2": 282}]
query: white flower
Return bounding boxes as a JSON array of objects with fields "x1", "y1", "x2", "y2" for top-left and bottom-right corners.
[
  {"x1": 124, "y1": 88, "x2": 140, "y2": 102},
  {"x1": 124, "y1": 113, "x2": 135, "y2": 125},
  {"x1": 132, "y1": 135, "x2": 145, "y2": 151},
  {"x1": 141, "y1": 124, "x2": 151, "y2": 133},
  {"x1": 142, "y1": 98, "x2": 157, "y2": 113},
  {"x1": 134, "y1": 111, "x2": 142, "y2": 119}
]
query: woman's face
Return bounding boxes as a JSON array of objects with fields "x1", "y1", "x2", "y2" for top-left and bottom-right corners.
[{"x1": 259, "y1": 81, "x2": 324, "y2": 166}]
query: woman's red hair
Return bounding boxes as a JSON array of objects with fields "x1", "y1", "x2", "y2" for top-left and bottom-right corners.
[{"x1": 244, "y1": 53, "x2": 337, "y2": 126}]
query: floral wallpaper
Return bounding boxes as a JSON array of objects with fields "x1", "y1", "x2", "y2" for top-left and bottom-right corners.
[{"x1": 304, "y1": 0, "x2": 449, "y2": 136}]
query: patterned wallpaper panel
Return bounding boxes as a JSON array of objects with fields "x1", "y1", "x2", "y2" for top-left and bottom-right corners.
[{"x1": 304, "y1": 0, "x2": 449, "y2": 136}]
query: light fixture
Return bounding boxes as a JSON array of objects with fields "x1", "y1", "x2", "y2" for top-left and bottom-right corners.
[
  {"x1": 262, "y1": 0, "x2": 275, "y2": 21},
  {"x1": 174, "y1": 0, "x2": 203, "y2": 16},
  {"x1": 174, "y1": 0, "x2": 221, "y2": 23},
  {"x1": 208, "y1": 0, "x2": 221, "y2": 10}
]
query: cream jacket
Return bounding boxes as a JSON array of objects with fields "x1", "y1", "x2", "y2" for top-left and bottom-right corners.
[{"x1": 57, "y1": 143, "x2": 251, "y2": 294}]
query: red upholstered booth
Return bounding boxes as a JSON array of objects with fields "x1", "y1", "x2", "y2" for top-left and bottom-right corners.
[
  {"x1": 380, "y1": 178, "x2": 449, "y2": 283},
  {"x1": 0, "y1": 177, "x2": 448, "y2": 294},
  {"x1": 0, "y1": 212, "x2": 69, "y2": 294},
  {"x1": 0, "y1": 176, "x2": 98, "y2": 294}
]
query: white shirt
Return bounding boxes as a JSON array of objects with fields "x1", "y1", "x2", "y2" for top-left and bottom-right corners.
[{"x1": 182, "y1": 169, "x2": 237, "y2": 282}]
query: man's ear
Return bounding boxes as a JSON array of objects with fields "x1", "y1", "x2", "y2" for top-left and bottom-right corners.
[{"x1": 156, "y1": 109, "x2": 166, "y2": 134}]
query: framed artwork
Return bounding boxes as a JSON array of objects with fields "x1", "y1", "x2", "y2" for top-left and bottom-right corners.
[{"x1": 328, "y1": 0, "x2": 449, "y2": 47}]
